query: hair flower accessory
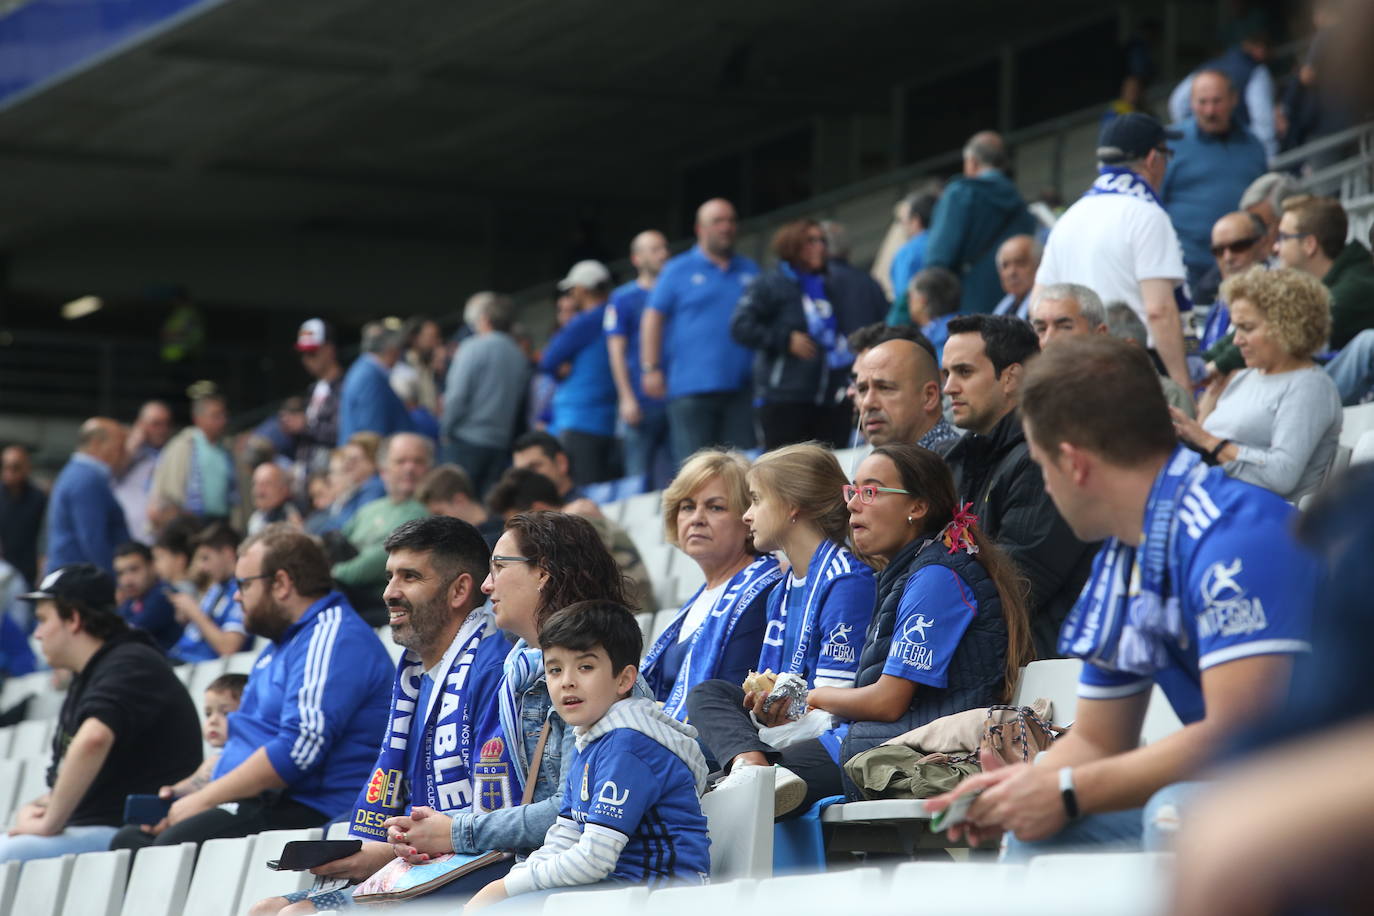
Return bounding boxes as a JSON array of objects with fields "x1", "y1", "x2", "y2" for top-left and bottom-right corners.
[{"x1": 941, "y1": 502, "x2": 980, "y2": 555}]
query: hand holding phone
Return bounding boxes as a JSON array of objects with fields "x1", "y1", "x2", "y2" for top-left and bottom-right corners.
[
  {"x1": 929, "y1": 788, "x2": 983, "y2": 833},
  {"x1": 123, "y1": 794, "x2": 172, "y2": 826}
]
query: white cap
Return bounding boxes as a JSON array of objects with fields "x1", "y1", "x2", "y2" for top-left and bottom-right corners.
[{"x1": 557, "y1": 260, "x2": 612, "y2": 291}]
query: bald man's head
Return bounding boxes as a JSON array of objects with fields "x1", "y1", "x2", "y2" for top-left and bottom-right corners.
[
  {"x1": 852, "y1": 339, "x2": 943, "y2": 446},
  {"x1": 77, "y1": 417, "x2": 127, "y2": 471},
  {"x1": 964, "y1": 130, "x2": 1008, "y2": 175},
  {"x1": 1211, "y1": 210, "x2": 1269, "y2": 278},
  {"x1": 630, "y1": 229, "x2": 669, "y2": 280},
  {"x1": 695, "y1": 198, "x2": 737, "y2": 257}
]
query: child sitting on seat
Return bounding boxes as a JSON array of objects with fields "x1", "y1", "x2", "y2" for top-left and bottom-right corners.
[
  {"x1": 165, "y1": 673, "x2": 248, "y2": 795},
  {"x1": 466, "y1": 601, "x2": 711, "y2": 911}
]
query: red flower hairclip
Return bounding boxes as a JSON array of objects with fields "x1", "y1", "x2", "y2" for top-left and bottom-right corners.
[{"x1": 941, "y1": 502, "x2": 980, "y2": 555}]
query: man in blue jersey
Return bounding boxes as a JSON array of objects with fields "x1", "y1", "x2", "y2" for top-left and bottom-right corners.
[
  {"x1": 337, "y1": 322, "x2": 413, "y2": 445},
  {"x1": 640, "y1": 198, "x2": 760, "y2": 463},
  {"x1": 926, "y1": 336, "x2": 1317, "y2": 858},
  {"x1": 540, "y1": 260, "x2": 619, "y2": 487},
  {"x1": 111, "y1": 526, "x2": 394, "y2": 850},
  {"x1": 250, "y1": 516, "x2": 513, "y2": 914},
  {"x1": 466, "y1": 601, "x2": 709, "y2": 910},
  {"x1": 168, "y1": 521, "x2": 250, "y2": 662},
  {"x1": 605, "y1": 229, "x2": 672, "y2": 489}
]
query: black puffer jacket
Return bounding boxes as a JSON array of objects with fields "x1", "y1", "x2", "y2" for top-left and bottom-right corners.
[
  {"x1": 836, "y1": 536, "x2": 1010, "y2": 798},
  {"x1": 730, "y1": 265, "x2": 879, "y2": 405},
  {"x1": 945, "y1": 409, "x2": 1097, "y2": 659}
]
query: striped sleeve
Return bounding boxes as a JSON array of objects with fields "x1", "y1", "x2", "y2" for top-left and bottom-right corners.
[
  {"x1": 504, "y1": 818, "x2": 629, "y2": 896},
  {"x1": 262, "y1": 606, "x2": 351, "y2": 782}
]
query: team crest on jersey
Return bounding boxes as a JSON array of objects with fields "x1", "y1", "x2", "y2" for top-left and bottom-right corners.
[
  {"x1": 365, "y1": 767, "x2": 405, "y2": 809},
  {"x1": 1197, "y1": 558, "x2": 1267, "y2": 638},
  {"x1": 474, "y1": 737, "x2": 511, "y2": 813}
]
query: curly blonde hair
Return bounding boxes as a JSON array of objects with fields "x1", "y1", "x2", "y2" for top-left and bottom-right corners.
[{"x1": 1219, "y1": 266, "x2": 1331, "y2": 359}]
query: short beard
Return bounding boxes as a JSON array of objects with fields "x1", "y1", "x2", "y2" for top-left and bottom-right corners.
[
  {"x1": 245, "y1": 593, "x2": 292, "y2": 642},
  {"x1": 388, "y1": 592, "x2": 451, "y2": 656}
]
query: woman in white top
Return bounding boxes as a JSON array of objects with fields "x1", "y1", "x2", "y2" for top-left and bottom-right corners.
[
  {"x1": 1172, "y1": 266, "x2": 1342, "y2": 500},
  {"x1": 640, "y1": 450, "x2": 782, "y2": 721}
]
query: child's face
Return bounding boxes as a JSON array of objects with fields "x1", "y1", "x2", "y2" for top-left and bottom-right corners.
[
  {"x1": 544, "y1": 644, "x2": 635, "y2": 729},
  {"x1": 202, "y1": 688, "x2": 239, "y2": 747}
]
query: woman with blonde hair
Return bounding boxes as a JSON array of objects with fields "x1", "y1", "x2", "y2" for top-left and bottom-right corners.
[
  {"x1": 1173, "y1": 266, "x2": 1342, "y2": 500},
  {"x1": 688, "y1": 442, "x2": 875, "y2": 810},
  {"x1": 640, "y1": 449, "x2": 783, "y2": 721}
]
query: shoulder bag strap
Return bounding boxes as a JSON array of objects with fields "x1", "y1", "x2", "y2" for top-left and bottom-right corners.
[{"x1": 519, "y1": 720, "x2": 553, "y2": 807}]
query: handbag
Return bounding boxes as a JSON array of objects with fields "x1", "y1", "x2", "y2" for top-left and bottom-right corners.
[
  {"x1": 977, "y1": 704, "x2": 1062, "y2": 767},
  {"x1": 351, "y1": 720, "x2": 552, "y2": 904}
]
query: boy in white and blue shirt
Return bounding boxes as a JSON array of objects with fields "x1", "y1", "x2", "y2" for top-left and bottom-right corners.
[{"x1": 467, "y1": 601, "x2": 710, "y2": 911}]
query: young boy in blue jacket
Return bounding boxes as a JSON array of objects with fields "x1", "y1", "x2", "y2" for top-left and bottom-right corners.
[{"x1": 466, "y1": 601, "x2": 711, "y2": 911}]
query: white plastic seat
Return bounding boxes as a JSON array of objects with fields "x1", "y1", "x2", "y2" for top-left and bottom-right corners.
[
  {"x1": 1352, "y1": 429, "x2": 1374, "y2": 465},
  {"x1": 0, "y1": 724, "x2": 14, "y2": 758},
  {"x1": 236, "y1": 827, "x2": 324, "y2": 915},
  {"x1": 621, "y1": 491, "x2": 662, "y2": 532},
  {"x1": 755, "y1": 867, "x2": 884, "y2": 905},
  {"x1": 119, "y1": 842, "x2": 197, "y2": 916},
  {"x1": 1139, "y1": 685, "x2": 1183, "y2": 745},
  {"x1": 637, "y1": 540, "x2": 677, "y2": 587},
  {"x1": 832, "y1": 445, "x2": 869, "y2": 476},
  {"x1": 10, "y1": 754, "x2": 51, "y2": 826},
  {"x1": 673, "y1": 560, "x2": 705, "y2": 605},
  {"x1": 701, "y1": 764, "x2": 773, "y2": 880},
  {"x1": 649, "y1": 608, "x2": 680, "y2": 645},
  {"x1": 11, "y1": 853, "x2": 75, "y2": 916},
  {"x1": 181, "y1": 836, "x2": 252, "y2": 916},
  {"x1": 186, "y1": 657, "x2": 230, "y2": 702},
  {"x1": 634, "y1": 613, "x2": 655, "y2": 654},
  {"x1": 9, "y1": 718, "x2": 53, "y2": 758},
  {"x1": 224, "y1": 650, "x2": 260, "y2": 676},
  {"x1": 1024, "y1": 852, "x2": 1173, "y2": 916},
  {"x1": 887, "y1": 861, "x2": 1026, "y2": 908},
  {"x1": 0, "y1": 670, "x2": 52, "y2": 709},
  {"x1": 1010, "y1": 658, "x2": 1084, "y2": 727},
  {"x1": 325, "y1": 820, "x2": 353, "y2": 840},
  {"x1": 1340, "y1": 402, "x2": 1374, "y2": 449},
  {"x1": 61, "y1": 848, "x2": 130, "y2": 916},
  {"x1": 0, "y1": 860, "x2": 21, "y2": 916},
  {"x1": 541, "y1": 885, "x2": 648, "y2": 916},
  {"x1": 649, "y1": 878, "x2": 756, "y2": 914}
]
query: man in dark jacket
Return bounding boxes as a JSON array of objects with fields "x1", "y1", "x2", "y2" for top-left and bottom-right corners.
[
  {"x1": 1275, "y1": 196, "x2": 1374, "y2": 350},
  {"x1": 924, "y1": 132, "x2": 1037, "y2": 314},
  {"x1": 941, "y1": 315, "x2": 1095, "y2": 657}
]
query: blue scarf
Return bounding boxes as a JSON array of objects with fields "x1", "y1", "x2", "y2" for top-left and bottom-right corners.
[
  {"x1": 641, "y1": 555, "x2": 782, "y2": 719},
  {"x1": 350, "y1": 608, "x2": 510, "y2": 840},
  {"x1": 783, "y1": 263, "x2": 849, "y2": 373},
  {"x1": 756, "y1": 539, "x2": 847, "y2": 680},
  {"x1": 1085, "y1": 166, "x2": 1195, "y2": 318},
  {"x1": 1058, "y1": 446, "x2": 1203, "y2": 675},
  {"x1": 497, "y1": 640, "x2": 545, "y2": 794}
]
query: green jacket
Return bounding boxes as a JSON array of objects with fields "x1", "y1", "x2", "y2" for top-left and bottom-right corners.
[{"x1": 332, "y1": 497, "x2": 428, "y2": 590}]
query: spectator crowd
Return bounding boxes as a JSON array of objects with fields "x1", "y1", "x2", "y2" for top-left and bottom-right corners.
[{"x1": 0, "y1": 17, "x2": 1371, "y2": 910}]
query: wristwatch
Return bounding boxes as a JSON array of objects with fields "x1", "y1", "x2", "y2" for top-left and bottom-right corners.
[
  {"x1": 1058, "y1": 767, "x2": 1080, "y2": 820},
  {"x1": 640, "y1": 363, "x2": 662, "y2": 373}
]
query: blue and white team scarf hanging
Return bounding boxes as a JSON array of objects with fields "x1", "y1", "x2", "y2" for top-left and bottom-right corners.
[
  {"x1": 350, "y1": 606, "x2": 511, "y2": 840},
  {"x1": 755, "y1": 539, "x2": 848, "y2": 683},
  {"x1": 1084, "y1": 166, "x2": 1196, "y2": 318},
  {"x1": 642, "y1": 554, "x2": 782, "y2": 720},
  {"x1": 497, "y1": 640, "x2": 545, "y2": 795},
  {"x1": 1058, "y1": 445, "x2": 1203, "y2": 676}
]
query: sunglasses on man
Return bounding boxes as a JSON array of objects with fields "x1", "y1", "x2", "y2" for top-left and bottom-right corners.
[{"x1": 1210, "y1": 236, "x2": 1260, "y2": 258}]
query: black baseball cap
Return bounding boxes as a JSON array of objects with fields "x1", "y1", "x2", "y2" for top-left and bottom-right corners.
[
  {"x1": 1097, "y1": 113, "x2": 1182, "y2": 164},
  {"x1": 21, "y1": 564, "x2": 116, "y2": 612}
]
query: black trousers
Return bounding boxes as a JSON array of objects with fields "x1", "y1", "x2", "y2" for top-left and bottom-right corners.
[
  {"x1": 758, "y1": 401, "x2": 853, "y2": 451},
  {"x1": 687, "y1": 678, "x2": 841, "y2": 814},
  {"x1": 109, "y1": 794, "x2": 327, "y2": 851},
  {"x1": 560, "y1": 429, "x2": 620, "y2": 487}
]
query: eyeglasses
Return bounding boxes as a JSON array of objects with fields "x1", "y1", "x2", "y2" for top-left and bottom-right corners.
[
  {"x1": 843, "y1": 484, "x2": 914, "y2": 504},
  {"x1": 237, "y1": 572, "x2": 274, "y2": 588},
  {"x1": 490, "y1": 555, "x2": 532, "y2": 574},
  {"x1": 1210, "y1": 236, "x2": 1260, "y2": 257},
  {"x1": 1276, "y1": 231, "x2": 1311, "y2": 243}
]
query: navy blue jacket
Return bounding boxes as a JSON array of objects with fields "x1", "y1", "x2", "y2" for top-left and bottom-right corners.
[{"x1": 925, "y1": 170, "x2": 1036, "y2": 313}]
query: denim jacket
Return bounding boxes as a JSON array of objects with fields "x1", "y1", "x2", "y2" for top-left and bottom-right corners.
[{"x1": 449, "y1": 672, "x2": 654, "y2": 856}]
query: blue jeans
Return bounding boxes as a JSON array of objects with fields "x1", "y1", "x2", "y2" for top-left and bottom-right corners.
[
  {"x1": 1325, "y1": 329, "x2": 1374, "y2": 405},
  {"x1": 667, "y1": 391, "x2": 755, "y2": 465},
  {"x1": 443, "y1": 438, "x2": 510, "y2": 500},
  {"x1": 1000, "y1": 781, "x2": 1204, "y2": 863},
  {"x1": 621, "y1": 402, "x2": 672, "y2": 491},
  {"x1": 0, "y1": 825, "x2": 119, "y2": 863}
]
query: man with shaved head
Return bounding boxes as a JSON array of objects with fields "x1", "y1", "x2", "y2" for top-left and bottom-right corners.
[
  {"x1": 641, "y1": 198, "x2": 760, "y2": 461},
  {"x1": 852, "y1": 337, "x2": 958, "y2": 453},
  {"x1": 924, "y1": 131, "x2": 1036, "y2": 313},
  {"x1": 1161, "y1": 70, "x2": 1268, "y2": 294},
  {"x1": 606, "y1": 229, "x2": 672, "y2": 488},
  {"x1": 992, "y1": 235, "x2": 1041, "y2": 320},
  {"x1": 45, "y1": 418, "x2": 130, "y2": 575}
]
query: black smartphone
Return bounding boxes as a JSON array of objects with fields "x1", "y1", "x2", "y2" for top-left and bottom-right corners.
[
  {"x1": 266, "y1": 839, "x2": 363, "y2": 871},
  {"x1": 123, "y1": 794, "x2": 172, "y2": 825}
]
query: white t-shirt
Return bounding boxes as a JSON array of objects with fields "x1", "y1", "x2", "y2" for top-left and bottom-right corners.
[
  {"x1": 1035, "y1": 192, "x2": 1186, "y2": 344},
  {"x1": 678, "y1": 582, "x2": 728, "y2": 643}
]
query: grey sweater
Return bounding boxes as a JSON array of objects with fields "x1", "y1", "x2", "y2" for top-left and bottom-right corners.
[
  {"x1": 1204, "y1": 366, "x2": 1342, "y2": 501},
  {"x1": 442, "y1": 331, "x2": 530, "y2": 448}
]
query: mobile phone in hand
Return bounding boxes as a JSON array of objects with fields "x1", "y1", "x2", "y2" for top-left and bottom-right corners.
[
  {"x1": 929, "y1": 788, "x2": 983, "y2": 833},
  {"x1": 123, "y1": 794, "x2": 171, "y2": 826}
]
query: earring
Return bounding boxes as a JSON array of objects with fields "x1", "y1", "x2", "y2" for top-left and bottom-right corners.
[{"x1": 907, "y1": 516, "x2": 913, "y2": 525}]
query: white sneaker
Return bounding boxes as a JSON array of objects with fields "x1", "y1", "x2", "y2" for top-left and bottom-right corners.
[
  {"x1": 712, "y1": 763, "x2": 808, "y2": 819},
  {"x1": 772, "y1": 765, "x2": 807, "y2": 818}
]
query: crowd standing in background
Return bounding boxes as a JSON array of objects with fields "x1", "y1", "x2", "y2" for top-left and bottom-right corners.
[{"x1": 1, "y1": 17, "x2": 1373, "y2": 908}]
